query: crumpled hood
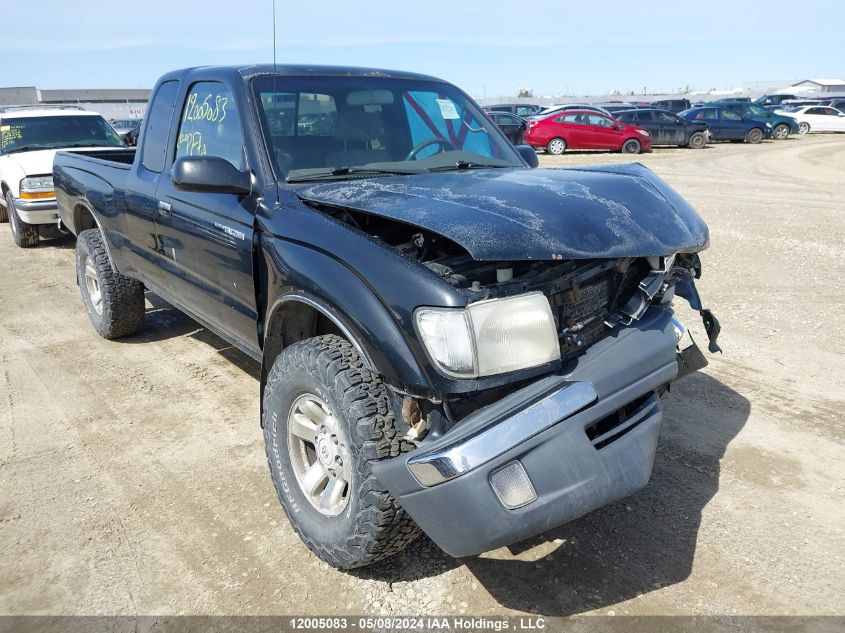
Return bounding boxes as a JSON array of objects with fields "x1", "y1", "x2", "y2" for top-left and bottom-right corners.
[{"x1": 297, "y1": 163, "x2": 709, "y2": 261}]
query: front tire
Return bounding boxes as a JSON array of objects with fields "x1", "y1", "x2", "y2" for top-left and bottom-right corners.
[
  {"x1": 5, "y1": 191, "x2": 39, "y2": 248},
  {"x1": 745, "y1": 128, "x2": 764, "y2": 144},
  {"x1": 262, "y1": 334, "x2": 420, "y2": 569},
  {"x1": 798, "y1": 122, "x2": 810, "y2": 134},
  {"x1": 688, "y1": 132, "x2": 706, "y2": 149},
  {"x1": 621, "y1": 139, "x2": 641, "y2": 154},
  {"x1": 546, "y1": 137, "x2": 566, "y2": 155},
  {"x1": 76, "y1": 229, "x2": 145, "y2": 339},
  {"x1": 772, "y1": 123, "x2": 790, "y2": 140}
]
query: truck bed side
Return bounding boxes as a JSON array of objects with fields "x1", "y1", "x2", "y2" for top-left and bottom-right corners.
[{"x1": 53, "y1": 150, "x2": 136, "y2": 261}]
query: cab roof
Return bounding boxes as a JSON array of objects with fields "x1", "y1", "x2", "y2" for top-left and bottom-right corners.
[
  {"x1": 0, "y1": 106, "x2": 102, "y2": 119},
  {"x1": 158, "y1": 64, "x2": 446, "y2": 84}
]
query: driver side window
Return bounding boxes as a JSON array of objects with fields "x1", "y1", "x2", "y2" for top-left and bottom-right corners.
[
  {"x1": 175, "y1": 81, "x2": 245, "y2": 170},
  {"x1": 587, "y1": 114, "x2": 613, "y2": 127}
]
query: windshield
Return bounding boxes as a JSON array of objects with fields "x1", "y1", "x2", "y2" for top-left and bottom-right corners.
[
  {"x1": 252, "y1": 75, "x2": 523, "y2": 181},
  {"x1": 111, "y1": 119, "x2": 139, "y2": 128},
  {"x1": 0, "y1": 115, "x2": 126, "y2": 154}
]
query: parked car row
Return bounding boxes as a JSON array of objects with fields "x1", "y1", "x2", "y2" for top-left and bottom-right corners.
[{"x1": 487, "y1": 92, "x2": 844, "y2": 155}]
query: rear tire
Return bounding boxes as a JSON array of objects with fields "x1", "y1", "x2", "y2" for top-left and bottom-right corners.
[
  {"x1": 546, "y1": 137, "x2": 566, "y2": 155},
  {"x1": 687, "y1": 132, "x2": 706, "y2": 149},
  {"x1": 76, "y1": 229, "x2": 145, "y2": 339},
  {"x1": 262, "y1": 334, "x2": 421, "y2": 569},
  {"x1": 621, "y1": 139, "x2": 641, "y2": 154},
  {"x1": 772, "y1": 123, "x2": 790, "y2": 140},
  {"x1": 798, "y1": 122, "x2": 810, "y2": 134},
  {"x1": 745, "y1": 128, "x2": 764, "y2": 144},
  {"x1": 6, "y1": 191, "x2": 39, "y2": 248}
]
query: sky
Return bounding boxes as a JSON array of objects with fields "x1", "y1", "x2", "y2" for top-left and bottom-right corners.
[{"x1": 1, "y1": 0, "x2": 842, "y2": 97}]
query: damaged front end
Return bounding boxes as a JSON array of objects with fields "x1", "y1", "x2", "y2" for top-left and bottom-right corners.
[
  {"x1": 371, "y1": 252, "x2": 720, "y2": 558},
  {"x1": 295, "y1": 166, "x2": 721, "y2": 558}
]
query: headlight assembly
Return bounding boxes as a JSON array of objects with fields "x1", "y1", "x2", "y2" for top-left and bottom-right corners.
[
  {"x1": 19, "y1": 176, "x2": 55, "y2": 200},
  {"x1": 20, "y1": 176, "x2": 54, "y2": 191},
  {"x1": 415, "y1": 292, "x2": 561, "y2": 378}
]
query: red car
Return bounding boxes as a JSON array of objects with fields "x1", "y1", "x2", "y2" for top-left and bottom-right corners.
[{"x1": 525, "y1": 110, "x2": 652, "y2": 155}]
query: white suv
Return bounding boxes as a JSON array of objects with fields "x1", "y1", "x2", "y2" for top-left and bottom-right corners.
[{"x1": 0, "y1": 106, "x2": 126, "y2": 247}]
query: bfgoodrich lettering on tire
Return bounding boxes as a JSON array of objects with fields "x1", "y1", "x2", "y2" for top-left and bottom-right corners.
[
  {"x1": 262, "y1": 334, "x2": 420, "y2": 569},
  {"x1": 76, "y1": 229, "x2": 145, "y2": 339}
]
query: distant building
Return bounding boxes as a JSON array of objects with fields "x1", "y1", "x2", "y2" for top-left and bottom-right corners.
[
  {"x1": 0, "y1": 86, "x2": 150, "y2": 119},
  {"x1": 789, "y1": 79, "x2": 845, "y2": 94}
]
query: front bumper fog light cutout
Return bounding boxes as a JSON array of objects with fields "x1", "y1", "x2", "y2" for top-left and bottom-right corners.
[{"x1": 490, "y1": 460, "x2": 537, "y2": 509}]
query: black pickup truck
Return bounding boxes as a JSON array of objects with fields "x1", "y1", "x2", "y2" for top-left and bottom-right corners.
[{"x1": 53, "y1": 65, "x2": 720, "y2": 569}]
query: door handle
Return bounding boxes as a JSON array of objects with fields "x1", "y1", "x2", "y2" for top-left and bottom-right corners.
[{"x1": 157, "y1": 201, "x2": 171, "y2": 217}]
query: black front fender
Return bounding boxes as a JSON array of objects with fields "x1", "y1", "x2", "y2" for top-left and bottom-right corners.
[{"x1": 260, "y1": 237, "x2": 435, "y2": 396}]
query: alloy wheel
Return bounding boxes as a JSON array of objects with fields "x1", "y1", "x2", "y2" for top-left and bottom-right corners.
[
  {"x1": 287, "y1": 393, "x2": 351, "y2": 517},
  {"x1": 84, "y1": 256, "x2": 103, "y2": 315}
]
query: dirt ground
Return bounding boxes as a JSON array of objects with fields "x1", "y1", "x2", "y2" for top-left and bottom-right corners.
[{"x1": 1, "y1": 134, "x2": 843, "y2": 618}]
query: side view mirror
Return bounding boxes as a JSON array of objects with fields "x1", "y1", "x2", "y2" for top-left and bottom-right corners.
[
  {"x1": 171, "y1": 156, "x2": 251, "y2": 195},
  {"x1": 515, "y1": 144, "x2": 539, "y2": 168}
]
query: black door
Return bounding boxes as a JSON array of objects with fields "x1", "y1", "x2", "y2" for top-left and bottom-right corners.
[
  {"x1": 632, "y1": 110, "x2": 659, "y2": 142},
  {"x1": 497, "y1": 113, "x2": 525, "y2": 144},
  {"x1": 153, "y1": 80, "x2": 260, "y2": 351},
  {"x1": 655, "y1": 110, "x2": 686, "y2": 144},
  {"x1": 122, "y1": 79, "x2": 180, "y2": 281}
]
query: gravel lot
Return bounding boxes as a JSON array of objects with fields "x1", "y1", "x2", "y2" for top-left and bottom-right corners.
[{"x1": 1, "y1": 134, "x2": 843, "y2": 617}]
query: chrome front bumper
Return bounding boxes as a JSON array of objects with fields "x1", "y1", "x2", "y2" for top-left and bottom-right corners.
[
  {"x1": 374, "y1": 305, "x2": 688, "y2": 558},
  {"x1": 12, "y1": 197, "x2": 59, "y2": 225},
  {"x1": 408, "y1": 381, "x2": 598, "y2": 486}
]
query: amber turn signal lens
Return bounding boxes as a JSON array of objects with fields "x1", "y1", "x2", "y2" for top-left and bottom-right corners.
[{"x1": 19, "y1": 190, "x2": 55, "y2": 200}]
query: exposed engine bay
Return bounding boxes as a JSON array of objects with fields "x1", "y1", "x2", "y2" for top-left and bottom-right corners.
[{"x1": 306, "y1": 200, "x2": 721, "y2": 372}]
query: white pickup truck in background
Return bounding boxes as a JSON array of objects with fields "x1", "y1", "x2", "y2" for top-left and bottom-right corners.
[{"x1": 0, "y1": 105, "x2": 126, "y2": 247}]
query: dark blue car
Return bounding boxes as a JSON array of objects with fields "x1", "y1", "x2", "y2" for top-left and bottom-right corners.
[{"x1": 679, "y1": 106, "x2": 772, "y2": 143}]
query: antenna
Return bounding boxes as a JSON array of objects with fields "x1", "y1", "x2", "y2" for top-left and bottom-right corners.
[
  {"x1": 272, "y1": 0, "x2": 280, "y2": 203},
  {"x1": 272, "y1": 0, "x2": 277, "y2": 75}
]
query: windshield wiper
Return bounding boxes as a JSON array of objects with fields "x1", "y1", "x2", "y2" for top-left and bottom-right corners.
[
  {"x1": 427, "y1": 160, "x2": 510, "y2": 172},
  {"x1": 286, "y1": 166, "x2": 423, "y2": 183},
  {"x1": 64, "y1": 143, "x2": 125, "y2": 148},
  {"x1": 3, "y1": 145, "x2": 44, "y2": 154}
]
